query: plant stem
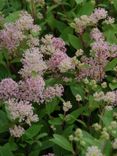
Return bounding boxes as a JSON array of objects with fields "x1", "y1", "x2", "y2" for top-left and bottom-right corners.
[{"x1": 31, "y1": 0, "x2": 36, "y2": 21}]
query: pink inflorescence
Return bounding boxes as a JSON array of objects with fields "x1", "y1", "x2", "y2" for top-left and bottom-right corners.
[
  {"x1": 19, "y1": 47, "x2": 47, "y2": 78},
  {"x1": 40, "y1": 34, "x2": 66, "y2": 55},
  {"x1": 78, "y1": 57, "x2": 106, "y2": 81},
  {"x1": 91, "y1": 40, "x2": 110, "y2": 62},
  {"x1": 52, "y1": 37, "x2": 66, "y2": 52},
  {"x1": 16, "y1": 11, "x2": 34, "y2": 31},
  {"x1": 110, "y1": 44, "x2": 117, "y2": 58},
  {"x1": 90, "y1": 8, "x2": 108, "y2": 24},
  {"x1": 48, "y1": 50, "x2": 69, "y2": 70},
  {"x1": 90, "y1": 28, "x2": 104, "y2": 41},
  {"x1": 43, "y1": 153, "x2": 55, "y2": 156},
  {"x1": 6, "y1": 98, "x2": 39, "y2": 125},
  {"x1": 18, "y1": 76, "x2": 45, "y2": 103},
  {"x1": 0, "y1": 78, "x2": 19, "y2": 100},
  {"x1": 43, "y1": 84, "x2": 64, "y2": 101},
  {"x1": 0, "y1": 23, "x2": 25, "y2": 52},
  {"x1": 10, "y1": 125, "x2": 25, "y2": 138}
]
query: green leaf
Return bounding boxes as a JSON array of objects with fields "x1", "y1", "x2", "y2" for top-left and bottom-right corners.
[
  {"x1": 23, "y1": 124, "x2": 43, "y2": 139},
  {"x1": 66, "y1": 107, "x2": 87, "y2": 124},
  {"x1": 102, "y1": 110, "x2": 113, "y2": 127},
  {"x1": 68, "y1": 34, "x2": 82, "y2": 49},
  {"x1": 70, "y1": 83, "x2": 84, "y2": 97},
  {"x1": 5, "y1": 11, "x2": 20, "y2": 23},
  {"x1": 46, "y1": 13, "x2": 56, "y2": 30},
  {"x1": 88, "y1": 95, "x2": 101, "y2": 111},
  {"x1": 54, "y1": 20, "x2": 67, "y2": 33},
  {"x1": 75, "y1": 0, "x2": 85, "y2": 4},
  {"x1": 49, "y1": 117, "x2": 63, "y2": 126},
  {"x1": 109, "y1": 83, "x2": 117, "y2": 90},
  {"x1": 82, "y1": 131, "x2": 99, "y2": 146},
  {"x1": 103, "y1": 140, "x2": 112, "y2": 156},
  {"x1": 105, "y1": 58, "x2": 117, "y2": 71},
  {"x1": 46, "y1": 98, "x2": 59, "y2": 115},
  {"x1": 60, "y1": 27, "x2": 73, "y2": 43},
  {"x1": 104, "y1": 29, "x2": 117, "y2": 44},
  {"x1": 0, "y1": 144, "x2": 14, "y2": 156},
  {"x1": 50, "y1": 134, "x2": 73, "y2": 152},
  {"x1": 0, "y1": 0, "x2": 6, "y2": 11},
  {"x1": 0, "y1": 110, "x2": 9, "y2": 133},
  {"x1": 45, "y1": 78, "x2": 62, "y2": 86},
  {"x1": 113, "y1": 0, "x2": 117, "y2": 10},
  {"x1": 77, "y1": 1, "x2": 94, "y2": 16}
]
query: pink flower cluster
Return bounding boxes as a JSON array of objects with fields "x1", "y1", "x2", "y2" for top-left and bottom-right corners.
[
  {"x1": 0, "y1": 11, "x2": 40, "y2": 53},
  {"x1": 0, "y1": 78, "x2": 19, "y2": 100},
  {"x1": 48, "y1": 50, "x2": 73, "y2": 72},
  {"x1": 10, "y1": 125, "x2": 25, "y2": 138},
  {"x1": 77, "y1": 25, "x2": 117, "y2": 81},
  {"x1": 43, "y1": 153, "x2": 55, "y2": 156},
  {"x1": 43, "y1": 84, "x2": 64, "y2": 101},
  {"x1": 0, "y1": 23, "x2": 25, "y2": 52},
  {"x1": 71, "y1": 8, "x2": 109, "y2": 34},
  {"x1": 52, "y1": 37, "x2": 66, "y2": 52},
  {"x1": 40, "y1": 34, "x2": 74, "y2": 73},
  {"x1": 6, "y1": 99, "x2": 38, "y2": 125},
  {"x1": 0, "y1": 77, "x2": 64, "y2": 104},
  {"x1": 48, "y1": 50, "x2": 68, "y2": 70},
  {"x1": 90, "y1": 8, "x2": 108, "y2": 24},
  {"x1": 0, "y1": 76, "x2": 64, "y2": 137},
  {"x1": 40, "y1": 34, "x2": 66, "y2": 56},
  {"x1": 78, "y1": 57, "x2": 105, "y2": 81},
  {"x1": 16, "y1": 11, "x2": 34, "y2": 31},
  {"x1": 18, "y1": 76, "x2": 45, "y2": 103},
  {"x1": 19, "y1": 47, "x2": 47, "y2": 78},
  {"x1": 90, "y1": 28, "x2": 104, "y2": 41}
]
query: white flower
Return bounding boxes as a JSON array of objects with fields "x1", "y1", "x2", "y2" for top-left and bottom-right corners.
[
  {"x1": 19, "y1": 47, "x2": 47, "y2": 78},
  {"x1": 63, "y1": 101, "x2": 72, "y2": 112},
  {"x1": 104, "y1": 106, "x2": 113, "y2": 111},
  {"x1": 93, "y1": 91, "x2": 104, "y2": 101},
  {"x1": 112, "y1": 139, "x2": 117, "y2": 149},
  {"x1": 83, "y1": 78, "x2": 89, "y2": 84},
  {"x1": 59, "y1": 58, "x2": 74, "y2": 73},
  {"x1": 75, "y1": 128, "x2": 83, "y2": 138},
  {"x1": 110, "y1": 121, "x2": 117, "y2": 129},
  {"x1": 101, "y1": 129, "x2": 109, "y2": 140},
  {"x1": 76, "y1": 49, "x2": 84, "y2": 57},
  {"x1": 10, "y1": 125, "x2": 25, "y2": 138},
  {"x1": 86, "y1": 146, "x2": 103, "y2": 156},
  {"x1": 92, "y1": 123, "x2": 101, "y2": 131},
  {"x1": 104, "y1": 91, "x2": 116, "y2": 104},
  {"x1": 104, "y1": 17, "x2": 115, "y2": 24},
  {"x1": 101, "y1": 82, "x2": 107, "y2": 88},
  {"x1": 76, "y1": 94, "x2": 82, "y2": 102},
  {"x1": 69, "y1": 135, "x2": 74, "y2": 141}
]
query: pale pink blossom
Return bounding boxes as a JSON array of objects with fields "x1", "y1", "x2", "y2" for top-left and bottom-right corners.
[
  {"x1": 16, "y1": 11, "x2": 34, "y2": 31},
  {"x1": 40, "y1": 34, "x2": 66, "y2": 55},
  {"x1": 90, "y1": 28, "x2": 104, "y2": 41},
  {"x1": 10, "y1": 125, "x2": 25, "y2": 138},
  {"x1": 6, "y1": 98, "x2": 39, "y2": 125},
  {"x1": 18, "y1": 76, "x2": 45, "y2": 103},
  {"x1": 48, "y1": 50, "x2": 69, "y2": 71},
  {"x1": 90, "y1": 8, "x2": 108, "y2": 24},
  {"x1": 0, "y1": 78, "x2": 18, "y2": 100},
  {"x1": 43, "y1": 84, "x2": 64, "y2": 101},
  {"x1": 78, "y1": 57, "x2": 106, "y2": 81},
  {"x1": 19, "y1": 47, "x2": 47, "y2": 78},
  {"x1": 0, "y1": 23, "x2": 25, "y2": 52}
]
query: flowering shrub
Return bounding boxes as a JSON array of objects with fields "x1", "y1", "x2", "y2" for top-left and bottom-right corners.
[{"x1": 0, "y1": 0, "x2": 117, "y2": 155}]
